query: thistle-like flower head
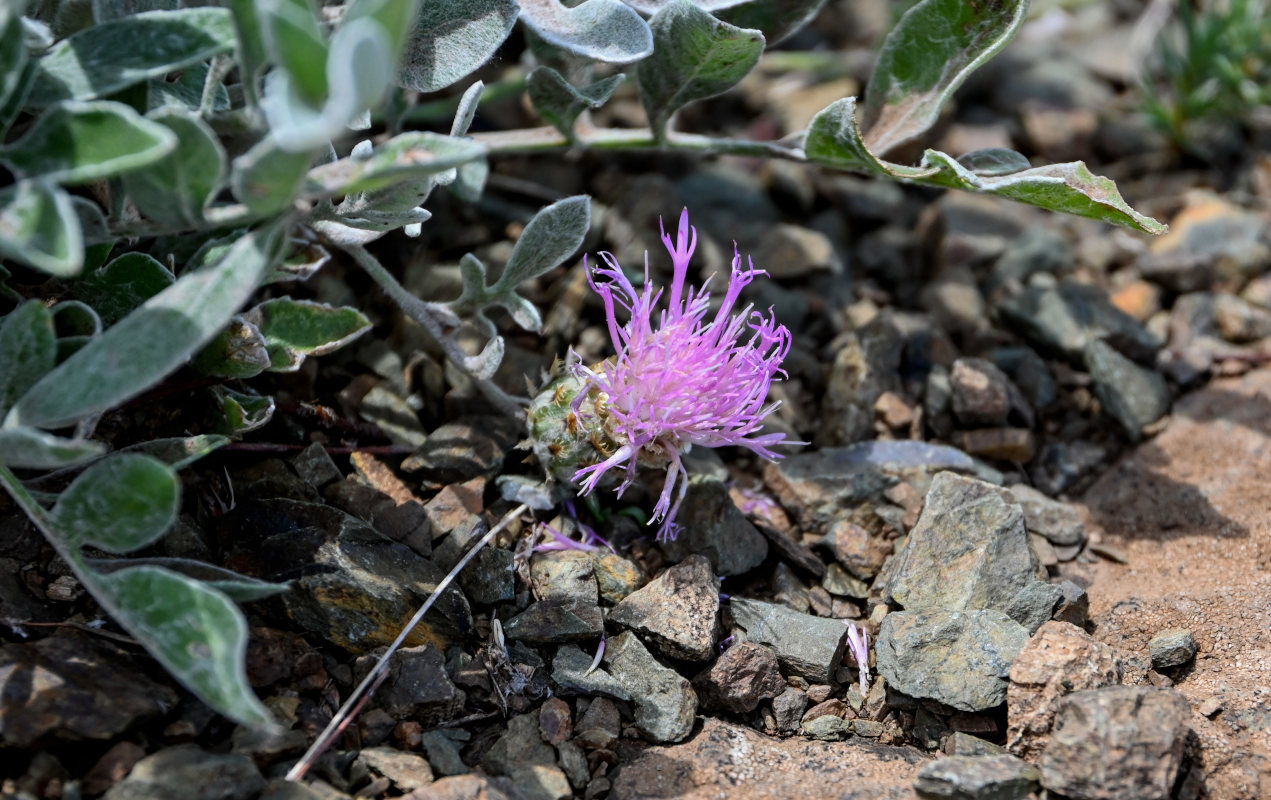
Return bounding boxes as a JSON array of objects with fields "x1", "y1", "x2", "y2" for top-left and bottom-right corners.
[{"x1": 565, "y1": 209, "x2": 794, "y2": 539}]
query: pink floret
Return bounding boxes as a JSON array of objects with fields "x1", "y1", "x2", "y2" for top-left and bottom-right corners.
[{"x1": 570, "y1": 209, "x2": 793, "y2": 540}]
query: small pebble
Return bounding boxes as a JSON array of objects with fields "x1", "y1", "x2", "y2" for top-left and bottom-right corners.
[{"x1": 1149, "y1": 628, "x2": 1198, "y2": 669}]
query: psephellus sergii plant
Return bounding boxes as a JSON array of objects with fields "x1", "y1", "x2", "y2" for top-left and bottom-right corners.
[{"x1": 528, "y1": 209, "x2": 798, "y2": 540}]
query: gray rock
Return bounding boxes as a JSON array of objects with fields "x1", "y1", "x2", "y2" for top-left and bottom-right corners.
[
  {"x1": 1002, "y1": 580, "x2": 1064, "y2": 634},
  {"x1": 0, "y1": 633, "x2": 178, "y2": 748},
  {"x1": 400, "y1": 416, "x2": 519, "y2": 485},
  {"x1": 996, "y1": 283, "x2": 1160, "y2": 367},
  {"x1": 950, "y1": 358, "x2": 1014, "y2": 427},
  {"x1": 420, "y1": 730, "x2": 469, "y2": 777},
  {"x1": 1138, "y1": 200, "x2": 1271, "y2": 292},
  {"x1": 802, "y1": 714, "x2": 851, "y2": 740},
  {"x1": 1007, "y1": 484, "x2": 1086, "y2": 546},
  {"x1": 823, "y1": 517, "x2": 888, "y2": 580},
  {"x1": 989, "y1": 228, "x2": 1076, "y2": 296},
  {"x1": 817, "y1": 312, "x2": 904, "y2": 447},
  {"x1": 291, "y1": 442, "x2": 343, "y2": 489},
  {"x1": 660, "y1": 476, "x2": 769, "y2": 576},
  {"x1": 986, "y1": 347, "x2": 1057, "y2": 411},
  {"x1": 223, "y1": 498, "x2": 472, "y2": 653},
  {"x1": 482, "y1": 710, "x2": 572, "y2": 800},
  {"x1": 102, "y1": 745, "x2": 264, "y2": 800},
  {"x1": 877, "y1": 609, "x2": 1030, "y2": 712},
  {"x1": 552, "y1": 644, "x2": 630, "y2": 701},
  {"x1": 729, "y1": 597, "x2": 848, "y2": 683},
  {"x1": 884, "y1": 472, "x2": 1044, "y2": 617},
  {"x1": 356, "y1": 645, "x2": 464, "y2": 725},
  {"x1": 556, "y1": 739, "x2": 590, "y2": 789},
  {"x1": 609, "y1": 555, "x2": 719, "y2": 661},
  {"x1": 772, "y1": 687, "x2": 808, "y2": 734},
  {"x1": 1214, "y1": 293, "x2": 1271, "y2": 342},
  {"x1": 530, "y1": 551, "x2": 598, "y2": 605},
  {"x1": 258, "y1": 779, "x2": 346, "y2": 800},
  {"x1": 913, "y1": 754, "x2": 1040, "y2": 800},
  {"x1": 1148, "y1": 628, "x2": 1198, "y2": 669},
  {"x1": 1054, "y1": 580, "x2": 1090, "y2": 626},
  {"x1": 459, "y1": 547, "x2": 515, "y2": 605},
  {"x1": 503, "y1": 598, "x2": 604, "y2": 643},
  {"x1": 1031, "y1": 440, "x2": 1107, "y2": 495},
  {"x1": 762, "y1": 449, "x2": 897, "y2": 533},
  {"x1": 604, "y1": 632, "x2": 698, "y2": 743},
  {"x1": 946, "y1": 733, "x2": 1007, "y2": 757},
  {"x1": 752, "y1": 223, "x2": 843, "y2": 279},
  {"x1": 1039, "y1": 686, "x2": 1191, "y2": 800},
  {"x1": 692, "y1": 642, "x2": 785, "y2": 714},
  {"x1": 1084, "y1": 340, "x2": 1171, "y2": 442},
  {"x1": 822, "y1": 563, "x2": 869, "y2": 599}
]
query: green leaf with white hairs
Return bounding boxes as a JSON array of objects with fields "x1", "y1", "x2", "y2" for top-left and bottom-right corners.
[
  {"x1": 122, "y1": 109, "x2": 226, "y2": 228},
  {"x1": 0, "y1": 180, "x2": 83, "y2": 277},
  {"x1": 528, "y1": 68, "x2": 624, "y2": 139},
  {"x1": 71, "y1": 253, "x2": 174, "y2": 326},
  {"x1": 225, "y1": 0, "x2": 268, "y2": 106},
  {"x1": 805, "y1": 98, "x2": 1167, "y2": 234},
  {"x1": 496, "y1": 195, "x2": 591, "y2": 290},
  {"x1": 303, "y1": 131, "x2": 485, "y2": 198},
  {"x1": 861, "y1": 0, "x2": 1028, "y2": 157},
  {"x1": 0, "y1": 426, "x2": 105, "y2": 469},
  {"x1": 51, "y1": 454, "x2": 179, "y2": 554},
  {"x1": 29, "y1": 8, "x2": 238, "y2": 105},
  {"x1": 192, "y1": 315, "x2": 271, "y2": 378},
  {"x1": 520, "y1": 0, "x2": 653, "y2": 63},
  {"x1": 452, "y1": 81, "x2": 484, "y2": 137},
  {"x1": 638, "y1": 0, "x2": 764, "y2": 139},
  {"x1": 343, "y1": 0, "x2": 417, "y2": 64},
  {"x1": 86, "y1": 557, "x2": 289, "y2": 602},
  {"x1": 7, "y1": 222, "x2": 285, "y2": 430},
  {"x1": 231, "y1": 136, "x2": 315, "y2": 214},
  {"x1": 259, "y1": 0, "x2": 329, "y2": 105},
  {"x1": 93, "y1": 565, "x2": 272, "y2": 726},
  {"x1": 241, "y1": 297, "x2": 371, "y2": 372},
  {"x1": 1, "y1": 101, "x2": 176, "y2": 184},
  {"x1": 114, "y1": 434, "x2": 230, "y2": 469},
  {"x1": 397, "y1": 0, "x2": 517, "y2": 92},
  {"x1": 0, "y1": 300, "x2": 56, "y2": 417},
  {"x1": 0, "y1": 2, "x2": 28, "y2": 114},
  {"x1": 715, "y1": 0, "x2": 828, "y2": 47},
  {"x1": 147, "y1": 62, "x2": 230, "y2": 112}
]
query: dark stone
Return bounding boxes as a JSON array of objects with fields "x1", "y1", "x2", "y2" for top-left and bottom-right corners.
[
  {"x1": 729, "y1": 597, "x2": 848, "y2": 683},
  {"x1": 1084, "y1": 339, "x2": 1171, "y2": 442},
  {"x1": 0, "y1": 633, "x2": 178, "y2": 748},
  {"x1": 996, "y1": 283, "x2": 1160, "y2": 367},
  {"x1": 504, "y1": 598, "x2": 604, "y2": 643},
  {"x1": 355, "y1": 644, "x2": 464, "y2": 725},
  {"x1": 401, "y1": 416, "x2": 520, "y2": 486},
  {"x1": 102, "y1": 745, "x2": 264, "y2": 800},
  {"x1": 660, "y1": 476, "x2": 769, "y2": 576},
  {"x1": 817, "y1": 312, "x2": 904, "y2": 447},
  {"x1": 604, "y1": 632, "x2": 697, "y2": 743},
  {"x1": 1148, "y1": 629, "x2": 1198, "y2": 669}
]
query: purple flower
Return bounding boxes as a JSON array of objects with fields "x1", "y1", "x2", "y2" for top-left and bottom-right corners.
[
  {"x1": 569, "y1": 209, "x2": 794, "y2": 540},
  {"x1": 845, "y1": 622, "x2": 870, "y2": 696}
]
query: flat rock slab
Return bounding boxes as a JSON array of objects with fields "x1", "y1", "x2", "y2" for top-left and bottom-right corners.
[
  {"x1": 604, "y1": 632, "x2": 698, "y2": 744},
  {"x1": 729, "y1": 597, "x2": 848, "y2": 683},
  {"x1": 913, "y1": 754, "x2": 1039, "y2": 800},
  {"x1": 102, "y1": 745, "x2": 264, "y2": 800},
  {"x1": 0, "y1": 633, "x2": 178, "y2": 748},
  {"x1": 1079, "y1": 368, "x2": 1271, "y2": 799},
  {"x1": 610, "y1": 718, "x2": 927, "y2": 800},
  {"x1": 877, "y1": 609, "x2": 1029, "y2": 712},
  {"x1": 1039, "y1": 686, "x2": 1191, "y2": 800}
]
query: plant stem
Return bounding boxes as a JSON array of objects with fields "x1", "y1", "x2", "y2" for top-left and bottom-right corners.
[
  {"x1": 285, "y1": 502, "x2": 530, "y2": 782},
  {"x1": 468, "y1": 125, "x2": 806, "y2": 161}
]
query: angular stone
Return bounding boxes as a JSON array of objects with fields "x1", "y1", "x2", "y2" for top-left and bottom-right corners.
[
  {"x1": 802, "y1": 714, "x2": 851, "y2": 740},
  {"x1": 102, "y1": 745, "x2": 264, "y2": 800},
  {"x1": 482, "y1": 710, "x2": 572, "y2": 800},
  {"x1": 401, "y1": 416, "x2": 520, "y2": 485},
  {"x1": 530, "y1": 551, "x2": 598, "y2": 605},
  {"x1": 1053, "y1": 580, "x2": 1089, "y2": 627},
  {"x1": 1002, "y1": 580, "x2": 1064, "y2": 635},
  {"x1": 1148, "y1": 628, "x2": 1198, "y2": 670},
  {"x1": 877, "y1": 609, "x2": 1029, "y2": 712},
  {"x1": 221, "y1": 498, "x2": 471, "y2": 654},
  {"x1": 459, "y1": 547, "x2": 515, "y2": 605},
  {"x1": 0, "y1": 634, "x2": 178, "y2": 748},
  {"x1": 538, "y1": 697, "x2": 572, "y2": 745},
  {"x1": 729, "y1": 597, "x2": 848, "y2": 683},
  {"x1": 885, "y1": 472, "x2": 1043, "y2": 617},
  {"x1": 551, "y1": 644, "x2": 630, "y2": 701},
  {"x1": 660, "y1": 476, "x2": 769, "y2": 576},
  {"x1": 953, "y1": 428, "x2": 1036, "y2": 463},
  {"x1": 1006, "y1": 621, "x2": 1127, "y2": 760},
  {"x1": 404, "y1": 775, "x2": 515, "y2": 800},
  {"x1": 1039, "y1": 686, "x2": 1191, "y2": 800},
  {"x1": 773, "y1": 688, "x2": 808, "y2": 734},
  {"x1": 504, "y1": 599, "x2": 603, "y2": 643},
  {"x1": 609, "y1": 555, "x2": 718, "y2": 662},
  {"x1": 913, "y1": 754, "x2": 1039, "y2": 800},
  {"x1": 1007, "y1": 484, "x2": 1086, "y2": 546},
  {"x1": 1084, "y1": 339, "x2": 1171, "y2": 442},
  {"x1": 592, "y1": 553, "x2": 644, "y2": 604},
  {"x1": 358, "y1": 747, "x2": 434, "y2": 792},
  {"x1": 604, "y1": 632, "x2": 698, "y2": 743},
  {"x1": 763, "y1": 449, "x2": 896, "y2": 533},
  {"x1": 358, "y1": 644, "x2": 464, "y2": 725},
  {"x1": 691, "y1": 642, "x2": 784, "y2": 714},
  {"x1": 996, "y1": 282, "x2": 1160, "y2": 367},
  {"x1": 823, "y1": 518, "x2": 888, "y2": 579}
]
